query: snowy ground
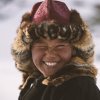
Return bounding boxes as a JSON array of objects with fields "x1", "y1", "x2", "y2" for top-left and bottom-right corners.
[{"x1": 0, "y1": 0, "x2": 100, "y2": 100}]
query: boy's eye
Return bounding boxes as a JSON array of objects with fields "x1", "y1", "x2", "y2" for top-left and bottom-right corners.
[
  {"x1": 56, "y1": 45, "x2": 66, "y2": 49},
  {"x1": 33, "y1": 43, "x2": 70, "y2": 51},
  {"x1": 38, "y1": 46, "x2": 47, "y2": 48},
  {"x1": 34, "y1": 45, "x2": 47, "y2": 50}
]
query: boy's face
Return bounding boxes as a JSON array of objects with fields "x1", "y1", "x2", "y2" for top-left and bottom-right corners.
[{"x1": 31, "y1": 38, "x2": 73, "y2": 77}]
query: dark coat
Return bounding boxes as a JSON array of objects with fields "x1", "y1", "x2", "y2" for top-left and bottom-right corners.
[{"x1": 18, "y1": 76, "x2": 100, "y2": 100}]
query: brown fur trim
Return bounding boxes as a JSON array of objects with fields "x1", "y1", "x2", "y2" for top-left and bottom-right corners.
[
  {"x1": 70, "y1": 56, "x2": 94, "y2": 66},
  {"x1": 12, "y1": 28, "x2": 31, "y2": 52},
  {"x1": 72, "y1": 31, "x2": 94, "y2": 51},
  {"x1": 21, "y1": 12, "x2": 31, "y2": 23},
  {"x1": 70, "y1": 10, "x2": 84, "y2": 25},
  {"x1": 42, "y1": 66, "x2": 97, "y2": 86}
]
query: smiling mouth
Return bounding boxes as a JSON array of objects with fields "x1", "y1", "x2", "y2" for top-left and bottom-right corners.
[{"x1": 43, "y1": 61, "x2": 58, "y2": 67}]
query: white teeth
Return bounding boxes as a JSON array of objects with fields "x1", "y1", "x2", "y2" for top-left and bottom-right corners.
[{"x1": 44, "y1": 62, "x2": 57, "y2": 66}]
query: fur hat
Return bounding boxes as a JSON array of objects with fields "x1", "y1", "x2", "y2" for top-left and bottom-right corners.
[{"x1": 11, "y1": 0, "x2": 97, "y2": 89}]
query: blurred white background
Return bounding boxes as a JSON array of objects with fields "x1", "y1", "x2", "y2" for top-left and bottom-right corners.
[{"x1": 0, "y1": 0, "x2": 100, "y2": 100}]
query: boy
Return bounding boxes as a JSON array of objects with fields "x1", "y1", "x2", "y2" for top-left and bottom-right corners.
[{"x1": 11, "y1": 0, "x2": 100, "y2": 100}]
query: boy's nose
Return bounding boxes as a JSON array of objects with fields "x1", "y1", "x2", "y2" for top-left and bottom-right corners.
[{"x1": 44, "y1": 47, "x2": 58, "y2": 59}]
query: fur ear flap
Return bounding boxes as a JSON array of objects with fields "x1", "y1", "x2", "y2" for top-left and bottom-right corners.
[
  {"x1": 70, "y1": 10, "x2": 84, "y2": 25},
  {"x1": 21, "y1": 12, "x2": 31, "y2": 22},
  {"x1": 20, "y1": 13, "x2": 32, "y2": 29}
]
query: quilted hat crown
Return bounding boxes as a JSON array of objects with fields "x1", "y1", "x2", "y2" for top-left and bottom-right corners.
[{"x1": 31, "y1": 0, "x2": 70, "y2": 24}]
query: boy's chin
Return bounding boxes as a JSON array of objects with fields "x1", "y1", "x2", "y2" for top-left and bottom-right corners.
[{"x1": 42, "y1": 72, "x2": 56, "y2": 77}]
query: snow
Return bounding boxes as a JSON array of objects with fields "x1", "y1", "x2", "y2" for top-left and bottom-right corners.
[{"x1": 0, "y1": 0, "x2": 100, "y2": 100}]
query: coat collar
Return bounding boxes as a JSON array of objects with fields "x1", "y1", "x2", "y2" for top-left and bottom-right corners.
[{"x1": 42, "y1": 65, "x2": 97, "y2": 86}]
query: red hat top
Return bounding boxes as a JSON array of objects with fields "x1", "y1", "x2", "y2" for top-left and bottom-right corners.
[{"x1": 31, "y1": 0, "x2": 71, "y2": 25}]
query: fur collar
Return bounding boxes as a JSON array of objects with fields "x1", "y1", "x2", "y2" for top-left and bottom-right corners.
[{"x1": 42, "y1": 65, "x2": 97, "y2": 86}]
